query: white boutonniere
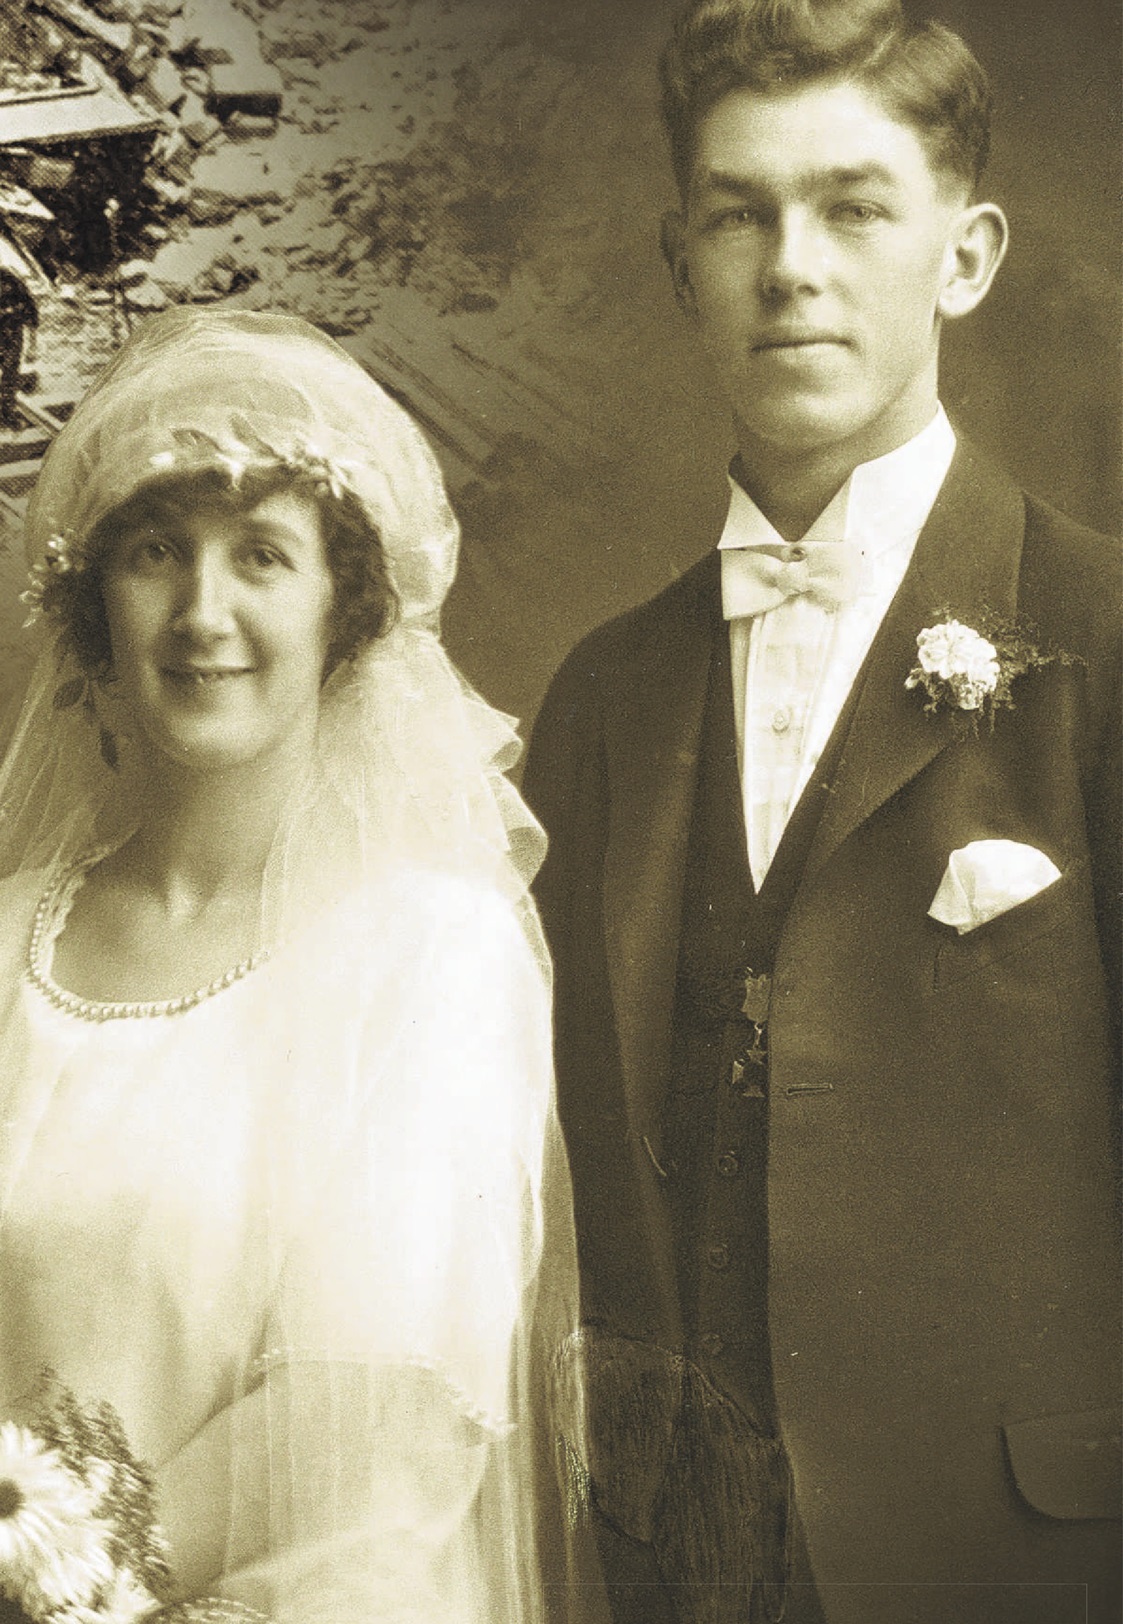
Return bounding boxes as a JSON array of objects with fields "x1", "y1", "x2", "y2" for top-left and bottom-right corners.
[{"x1": 905, "y1": 613, "x2": 1069, "y2": 728}]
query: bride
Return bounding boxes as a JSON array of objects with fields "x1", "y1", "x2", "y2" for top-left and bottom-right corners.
[{"x1": 0, "y1": 308, "x2": 590, "y2": 1622}]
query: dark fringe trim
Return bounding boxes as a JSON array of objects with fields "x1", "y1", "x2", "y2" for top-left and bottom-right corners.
[
  {"x1": 557, "y1": 1329, "x2": 791, "y2": 1623},
  {"x1": 656, "y1": 1359, "x2": 790, "y2": 1623}
]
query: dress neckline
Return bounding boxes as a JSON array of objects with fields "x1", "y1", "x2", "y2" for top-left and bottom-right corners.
[{"x1": 27, "y1": 855, "x2": 272, "y2": 1023}]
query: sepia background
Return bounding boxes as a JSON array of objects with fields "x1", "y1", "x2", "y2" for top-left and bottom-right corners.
[{"x1": 0, "y1": 0, "x2": 1118, "y2": 738}]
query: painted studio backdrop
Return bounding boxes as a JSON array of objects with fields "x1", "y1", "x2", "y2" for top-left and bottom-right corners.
[{"x1": 0, "y1": 0, "x2": 1118, "y2": 735}]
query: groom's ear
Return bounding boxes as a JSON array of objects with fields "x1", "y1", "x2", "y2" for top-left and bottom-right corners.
[
  {"x1": 661, "y1": 210, "x2": 698, "y2": 317},
  {"x1": 937, "y1": 200, "x2": 1008, "y2": 320}
]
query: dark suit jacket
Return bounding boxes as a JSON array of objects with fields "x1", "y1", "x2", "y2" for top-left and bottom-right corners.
[{"x1": 524, "y1": 443, "x2": 1121, "y2": 1624}]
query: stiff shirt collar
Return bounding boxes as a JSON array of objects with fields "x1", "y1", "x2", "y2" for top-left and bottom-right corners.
[{"x1": 718, "y1": 406, "x2": 957, "y2": 572}]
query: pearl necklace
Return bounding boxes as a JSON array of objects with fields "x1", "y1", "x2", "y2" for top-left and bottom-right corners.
[{"x1": 28, "y1": 867, "x2": 271, "y2": 1023}]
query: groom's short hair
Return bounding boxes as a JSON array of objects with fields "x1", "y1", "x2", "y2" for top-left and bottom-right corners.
[{"x1": 660, "y1": 0, "x2": 993, "y2": 198}]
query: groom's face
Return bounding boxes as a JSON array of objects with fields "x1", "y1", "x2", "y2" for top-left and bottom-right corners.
[{"x1": 665, "y1": 77, "x2": 972, "y2": 468}]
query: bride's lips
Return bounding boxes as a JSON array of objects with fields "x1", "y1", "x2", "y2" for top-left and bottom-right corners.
[{"x1": 162, "y1": 667, "x2": 253, "y2": 687}]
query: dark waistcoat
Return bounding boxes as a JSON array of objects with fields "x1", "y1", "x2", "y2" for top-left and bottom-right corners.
[{"x1": 665, "y1": 625, "x2": 861, "y2": 1433}]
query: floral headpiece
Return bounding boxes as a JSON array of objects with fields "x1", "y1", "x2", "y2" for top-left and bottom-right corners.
[
  {"x1": 20, "y1": 424, "x2": 362, "y2": 631},
  {"x1": 20, "y1": 531, "x2": 87, "y2": 627}
]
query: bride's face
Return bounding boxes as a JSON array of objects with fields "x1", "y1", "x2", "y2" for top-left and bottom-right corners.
[{"x1": 100, "y1": 481, "x2": 334, "y2": 776}]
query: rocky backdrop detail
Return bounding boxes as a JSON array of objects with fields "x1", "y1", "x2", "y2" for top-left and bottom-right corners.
[{"x1": 0, "y1": 0, "x2": 608, "y2": 712}]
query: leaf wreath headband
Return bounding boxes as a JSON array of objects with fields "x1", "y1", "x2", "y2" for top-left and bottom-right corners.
[{"x1": 21, "y1": 424, "x2": 363, "y2": 630}]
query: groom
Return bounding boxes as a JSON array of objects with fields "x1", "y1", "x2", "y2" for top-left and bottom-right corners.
[{"x1": 524, "y1": 3, "x2": 1121, "y2": 1622}]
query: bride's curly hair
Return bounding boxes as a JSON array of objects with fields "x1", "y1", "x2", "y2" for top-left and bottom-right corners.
[{"x1": 40, "y1": 463, "x2": 399, "y2": 682}]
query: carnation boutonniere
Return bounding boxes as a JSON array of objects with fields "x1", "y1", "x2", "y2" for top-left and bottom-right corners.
[{"x1": 905, "y1": 612, "x2": 1071, "y2": 728}]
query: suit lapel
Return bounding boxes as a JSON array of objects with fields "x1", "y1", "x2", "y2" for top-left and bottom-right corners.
[
  {"x1": 805, "y1": 439, "x2": 1027, "y2": 881},
  {"x1": 603, "y1": 554, "x2": 719, "y2": 1152}
]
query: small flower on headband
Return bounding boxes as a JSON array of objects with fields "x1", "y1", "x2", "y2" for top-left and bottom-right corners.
[
  {"x1": 906, "y1": 612, "x2": 1071, "y2": 727},
  {"x1": 20, "y1": 533, "x2": 85, "y2": 626},
  {"x1": 44, "y1": 533, "x2": 76, "y2": 572},
  {"x1": 280, "y1": 442, "x2": 358, "y2": 502}
]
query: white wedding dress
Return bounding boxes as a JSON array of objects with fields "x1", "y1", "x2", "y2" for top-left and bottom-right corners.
[
  {"x1": 0, "y1": 307, "x2": 593, "y2": 1624},
  {"x1": 0, "y1": 857, "x2": 568, "y2": 1623}
]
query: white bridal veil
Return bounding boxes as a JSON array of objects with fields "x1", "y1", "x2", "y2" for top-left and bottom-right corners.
[{"x1": 0, "y1": 309, "x2": 589, "y2": 1621}]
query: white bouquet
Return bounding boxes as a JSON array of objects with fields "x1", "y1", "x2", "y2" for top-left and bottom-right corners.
[{"x1": 0, "y1": 1376, "x2": 266, "y2": 1624}]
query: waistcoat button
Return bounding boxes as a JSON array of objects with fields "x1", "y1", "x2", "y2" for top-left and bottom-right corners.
[
  {"x1": 700, "y1": 1331, "x2": 725, "y2": 1357},
  {"x1": 716, "y1": 1150, "x2": 741, "y2": 1178},
  {"x1": 706, "y1": 1242, "x2": 731, "y2": 1271}
]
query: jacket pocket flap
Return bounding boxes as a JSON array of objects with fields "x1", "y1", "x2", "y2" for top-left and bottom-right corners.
[
  {"x1": 1003, "y1": 1406, "x2": 1121, "y2": 1520},
  {"x1": 932, "y1": 856, "x2": 1089, "y2": 992}
]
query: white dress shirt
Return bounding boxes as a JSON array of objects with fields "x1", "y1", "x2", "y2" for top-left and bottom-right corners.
[{"x1": 719, "y1": 407, "x2": 956, "y2": 887}]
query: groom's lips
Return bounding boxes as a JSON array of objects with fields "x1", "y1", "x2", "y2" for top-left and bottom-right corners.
[{"x1": 753, "y1": 329, "x2": 848, "y2": 351}]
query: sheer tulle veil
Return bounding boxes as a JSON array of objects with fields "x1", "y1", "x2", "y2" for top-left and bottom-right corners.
[
  {"x1": 4, "y1": 308, "x2": 543, "y2": 915},
  {"x1": 0, "y1": 308, "x2": 590, "y2": 1620}
]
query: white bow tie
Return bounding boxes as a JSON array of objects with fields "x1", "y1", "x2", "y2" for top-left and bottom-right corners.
[{"x1": 721, "y1": 539, "x2": 863, "y2": 619}]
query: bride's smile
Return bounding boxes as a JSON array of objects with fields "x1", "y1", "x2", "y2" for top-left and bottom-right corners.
[{"x1": 100, "y1": 482, "x2": 334, "y2": 775}]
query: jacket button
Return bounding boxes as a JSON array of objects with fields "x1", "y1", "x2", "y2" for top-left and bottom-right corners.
[
  {"x1": 716, "y1": 1150, "x2": 741, "y2": 1178},
  {"x1": 706, "y1": 1242, "x2": 730, "y2": 1271},
  {"x1": 699, "y1": 1331, "x2": 725, "y2": 1357}
]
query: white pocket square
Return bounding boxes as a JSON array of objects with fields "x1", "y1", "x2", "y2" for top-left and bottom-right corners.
[{"x1": 928, "y1": 839, "x2": 1062, "y2": 935}]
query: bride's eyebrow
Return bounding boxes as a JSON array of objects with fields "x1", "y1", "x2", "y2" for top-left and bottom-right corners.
[
  {"x1": 241, "y1": 515, "x2": 307, "y2": 546},
  {"x1": 116, "y1": 490, "x2": 181, "y2": 528}
]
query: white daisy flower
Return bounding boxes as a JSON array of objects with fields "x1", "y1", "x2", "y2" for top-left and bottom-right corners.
[{"x1": 0, "y1": 1421, "x2": 115, "y2": 1614}]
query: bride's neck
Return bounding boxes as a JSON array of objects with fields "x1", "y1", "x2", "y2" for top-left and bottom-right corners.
[{"x1": 123, "y1": 756, "x2": 305, "y2": 912}]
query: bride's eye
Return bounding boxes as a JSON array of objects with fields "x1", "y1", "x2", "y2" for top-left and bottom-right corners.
[
  {"x1": 115, "y1": 532, "x2": 177, "y2": 571},
  {"x1": 244, "y1": 544, "x2": 289, "y2": 571}
]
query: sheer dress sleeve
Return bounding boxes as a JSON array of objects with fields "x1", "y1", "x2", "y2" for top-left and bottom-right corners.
[{"x1": 208, "y1": 875, "x2": 563, "y2": 1624}]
